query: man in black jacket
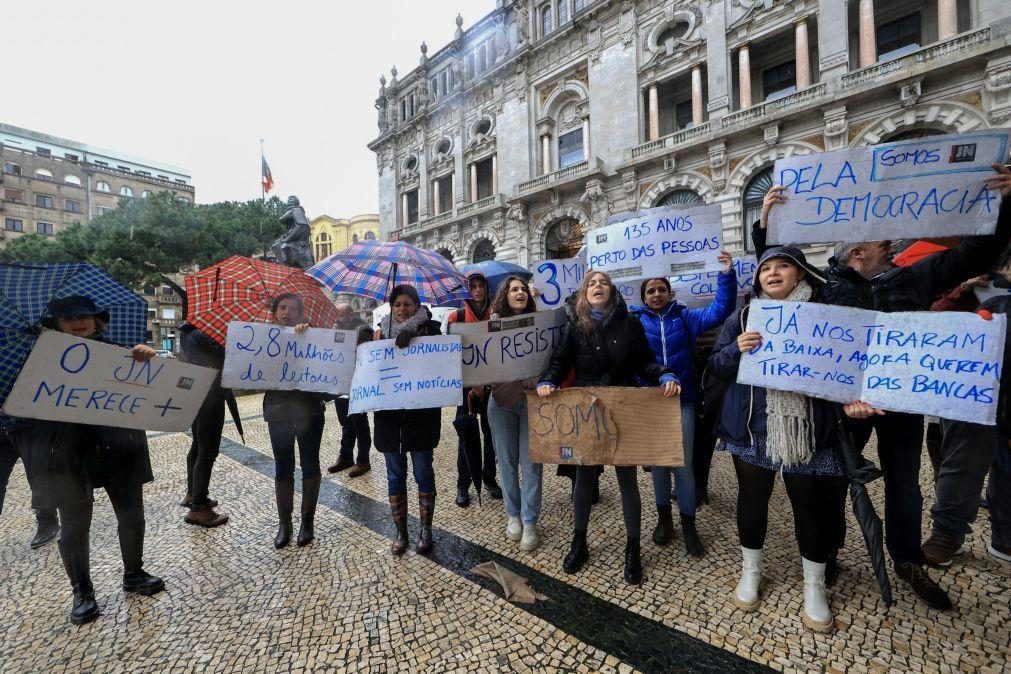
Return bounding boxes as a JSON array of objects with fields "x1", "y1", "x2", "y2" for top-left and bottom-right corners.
[
  {"x1": 755, "y1": 164, "x2": 1011, "y2": 611},
  {"x1": 327, "y1": 303, "x2": 374, "y2": 477}
]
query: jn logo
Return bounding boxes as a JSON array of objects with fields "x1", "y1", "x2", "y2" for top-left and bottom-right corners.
[{"x1": 950, "y1": 143, "x2": 977, "y2": 163}]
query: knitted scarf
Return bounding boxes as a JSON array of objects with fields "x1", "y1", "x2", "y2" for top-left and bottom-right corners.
[
  {"x1": 385, "y1": 307, "x2": 429, "y2": 341},
  {"x1": 759, "y1": 280, "x2": 816, "y2": 467}
]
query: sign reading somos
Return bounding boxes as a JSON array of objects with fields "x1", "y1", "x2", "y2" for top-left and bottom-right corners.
[
  {"x1": 448, "y1": 309, "x2": 567, "y2": 387},
  {"x1": 737, "y1": 300, "x2": 1006, "y2": 425},
  {"x1": 2, "y1": 331, "x2": 217, "y2": 432},
  {"x1": 221, "y1": 321, "x2": 358, "y2": 394},
  {"x1": 768, "y1": 131, "x2": 1010, "y2": 245},
  {"x1": 587, "y1": 203, "x2": 724, "y2": 282},
  {"x1": 349, "y1": 336, "x2": 463, "y2": 414}
]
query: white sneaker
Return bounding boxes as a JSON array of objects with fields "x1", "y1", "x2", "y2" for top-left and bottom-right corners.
[
  {"x1": 520, "y1": 522, "x2": 539, "y2": 551},
  {"x1": 801, "y1": 557, "x2": 835, "y2": 633},
  {"x1": 988, "y1": 543, "x2": 1011, "y2": 563},
  {"x1": 506, "y1": 516, "x2": 522, "y2": 542},
  {"x1": 733, "y1": 546, "x2": 762, "y2": 611}
]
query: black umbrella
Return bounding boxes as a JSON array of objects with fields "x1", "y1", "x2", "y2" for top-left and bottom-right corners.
[
  {"x1": 834, "y1": 408, "x2": 892, "y2": 607},
  {"x1": 452, "y1": 394, "x2": 483, "y2": 506},
  {"x1": 225, "y1": 391, "x2": 244, "y2": 444}
]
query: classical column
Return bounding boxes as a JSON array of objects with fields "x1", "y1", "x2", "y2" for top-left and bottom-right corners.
[
  {"x1": 795, "y1": 19, "x2": 811, "y2": 89},
  {"x1": 401, "y1": 193, "x2": 408, "y2": 227},
  {"x1": 541, "y1": 134, "x2": 551, "y2": 174},
  {"x1": 648, "y1": 84, "x2": 660, "y2": 140},
  {"x1": 491, "y1": 155, "x2": 498, "y2": 194},
  {"x1": 691, "y1": 66, "x2": 704, "y2": 125},
  {"x1": 738, "y1": 44, "x2": 752, "y2": 109},
  {"x1": 432, "y1": 179, "x2": 441, "y2": 216},
  {"x1": 859, "y1": 0, "x2": 877, "y2": 67},
  {"x1": 938, "y1": 0, "x2": 957, "y2": 41},
  {"x1": 581, "y1": 119, "x2": 590, "y2": 161},
  {"x1": 470, "y1": 162, "x2": 478, "y2": 203}
]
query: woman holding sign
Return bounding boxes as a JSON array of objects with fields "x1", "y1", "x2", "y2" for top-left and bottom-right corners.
[
  {"x1": 708, "y1": 247, "x2": 842, "y2": 633},
  {"x1": 264, "y1": 294, "x2": 327, "y2": 549},
  {"x1": 30, "y1": 296, "x2": 164, "y2": 625},
  {"x1": 373, "y1": 284, "x2": 443, "y2": 556},
  {"x1": 538, "y1": 271, "x2": 680, "y2": 585}
]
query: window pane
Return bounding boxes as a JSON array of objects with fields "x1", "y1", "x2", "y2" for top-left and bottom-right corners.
[
  {"x1": 877, "y1": 12, "x2": 921, "y2": 58},
  {"x1": 675, "y1": 100, "x2": 693, "y2": 130},
  {"x1": 542, "y1": 6, "x2": 552, "y2": 36},
  {"x1": 558, "y1": 129, "x2": 585, "y2": 168},
  {"x1": 762, "y1": 61, "x2": 797, "y2": 100},
  {"x1": 4, "y1": 188, "x2": 23, "y2": 201},
  {"x1": 36, "y1": 194, "x2": 54, "y2": 208},
  {"x1": 36, "y1": 222, "x2": 55, "y2": 236},
  {"x1": 5, "y1": 218, "x2": 24, "y2": 232},
  {"x1": 3, "y1": 162, "x2": 21, "y2": 175},
  {"x1": 65, "y1": 199, "x2": 82, "y2": 213},
  {"x1": 559, "y1": 0, "x2": 569, "y2": 25}
]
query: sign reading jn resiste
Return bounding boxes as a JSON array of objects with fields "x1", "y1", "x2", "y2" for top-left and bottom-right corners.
[
  {"x1": 768, "y1": 131, "x2": 1010, "y2": 245},
  {"x1": 737, "y1": 300, "x2": 1006, "y2": 425},
  {"x1": 448, "y1": 309, "x2": 567, "y2": 387},
  {"x1": 587, "y1": 203, "x2": 724, "y2": 281},
  {"x1": 2, "y1": 331, "x2": 217, "y2": 431},
  {"x1": 221, "y1": 321, "x2": 357, "y2": 394},
  {"x1": 349, "y1": 336, "x2": 463, "y2": 414}
]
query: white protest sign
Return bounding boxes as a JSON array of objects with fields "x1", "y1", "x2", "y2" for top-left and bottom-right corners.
[
  {"x1": 669, "y1": 255, "x2": 756, "y2": 308},
  {"x1": 738, "y1": 300, "x2": 1006, "y2": 425},
  {"x1": 769, "y1": 131, "x2": 1010, "y2": 245},
  {"x1": 349, "y1": 336, "x2": 463, "y2": 413},
  {"x1": 587, "y1": 203, "x2": 724, "y2": 282},
  {"x1": 2, "y1": 331, "x2": 217, "y2": 432},
  {"x1": 221, "y1": 321, "x2": 357, "y2": 394},
  {"x1": 447, "y1": 309, "x2": 567, "y2": 387},
  {"x1": 532, "y1": 257, "x2": 636, "y2": 310},
  {"x1": 372, "y1": 304, "x2": 456, "y2": 333}
]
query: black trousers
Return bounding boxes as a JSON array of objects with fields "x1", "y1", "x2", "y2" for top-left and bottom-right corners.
[
  {"x1": 186, "y1": 382, "x2": 226, "y2": 506},
  {"x1": 1, "y1": 429, "x2": 57, "y2": 523},
  {"x1": 693, "y1": 405, "x2": 719, "y2": 498},
  {"x1": 456, "y1": 391, "x2": 496, "y2": 489},
  {"x1": 574, "y1": 465, "x2": 640, "y2": 539},
  {"x1": 334, "y1": 398, "x2": 371, "y2": 464},
  {"x1": 0, "y1": 434, "x2": 17, "y2": 515},
  {"x1": 59, "y1": 477, "x2": 147, "y2": 583}
]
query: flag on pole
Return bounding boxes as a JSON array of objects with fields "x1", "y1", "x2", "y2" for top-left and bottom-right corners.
[{"x1": 261, "y1": 154, "x2": 274, "y2": 193}]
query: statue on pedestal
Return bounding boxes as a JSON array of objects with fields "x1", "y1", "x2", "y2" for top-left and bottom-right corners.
[{"x1": 272, "y1": 195, "x2": 314, "y2": 269}]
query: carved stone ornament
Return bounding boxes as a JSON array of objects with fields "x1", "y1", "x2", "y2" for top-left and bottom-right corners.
[
  {"x1": 620, "y1": 1, "x2": 637, "y2": 48},
  {"x1": 823, "y1": 105, "x2": 848, "y2": 152},
  {"x1": 762, "y1": 123, "x2": 780, "y2": 147},
  {"x1": 708, "y1": 143, "x2": 728, "y2": 191},
  {"x1": 506, "y1": 203, "x2": 526, "y2": 224},
  {"x1": 900, "y1": 80, "x2": 923, "y2": 109},
  {"x1": 984, "y1": 56, "x2": 1011, "y2": 124}
]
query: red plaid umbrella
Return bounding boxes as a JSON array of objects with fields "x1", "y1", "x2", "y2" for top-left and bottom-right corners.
[{"x1": 185, "y1": 255, "x2": 339, "y2": 346}]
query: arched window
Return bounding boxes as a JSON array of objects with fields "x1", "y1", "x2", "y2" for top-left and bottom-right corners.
[
  {"x1": 141, "y1": 190, "x2": 152, "y2": 198},
  {"x1": 473, "y1": 239, "x2": 496, "y2": 262},
  {"x1": 657, "y1": 189, "x2": 703, "y2": 208},
  {"x1": 64, "y1": 175, "x2": 82, "y2": 186},
  {"x1": 34, "y1": 168, "x2": 54, "y2": 181},
  {"x1": 353, "y1": 233, "x2": 359, "y2": 243},
  {"x1": 558, "y1": 0, "x2": 569, "y2": 26},
  {"x1": 545, "y1": 218, "x2": 584, "y2": 259},
  {"x1": 437, "y1": 248, "x2": 454, "y2": 262},
  {"x1": 403, "y1": 155, "x2": 419, "y2": 172},
  {"x1": 3, "y1": 162, "x2": 21, "y2": 176},
  {"x1": 95, "y1": 181, "x2": 111, "y2": 193},
  {"x1": 365, "y1": 231, "x2": 377, "y2": 240},
  {"x1": 316, "y1": 231, "x2": 332, "y2": 259},
  {"x1": 658, "y1": 22, "x2": 690, "y2": 54},
  {"x1": 880, "y1": 128, "x2": 945, "y2": 143},
  {"x1": 120, "y1": 185, "x2": 134, "y2": 197},
  {"x1": 541, "y1": 5, "x2": 553, "y2": 37},
  {"x1": 742, "y1": 168, "x2": 774, "y2": 251}
]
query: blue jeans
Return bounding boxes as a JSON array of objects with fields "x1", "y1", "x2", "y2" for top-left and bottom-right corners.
[
  {"x1": 487, "y1": 394, "x2": 542, "y2": 524},
  {"x1": 651, "y1": 403, "x2": 696, "y2": 516},
  {"x1": 268, "y1": 414, "x2": 324, "y2": 481},
  {"x1": 385, "y1": 452, "x2": 436, "y2": 496}
]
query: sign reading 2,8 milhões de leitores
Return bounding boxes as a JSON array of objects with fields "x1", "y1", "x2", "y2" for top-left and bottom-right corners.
[{"x1": 737, "y1": 300, "x2": 1007, "y2": 425}]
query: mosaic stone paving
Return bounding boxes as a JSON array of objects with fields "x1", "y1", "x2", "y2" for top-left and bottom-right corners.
[{"x1": 2, "y1": 394, "x2": 1008, "y2": 673}]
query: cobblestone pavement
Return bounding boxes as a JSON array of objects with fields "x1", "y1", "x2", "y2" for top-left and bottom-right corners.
[{"x1": 2, "y1": 395, "x2": 1008, "y2": 673}]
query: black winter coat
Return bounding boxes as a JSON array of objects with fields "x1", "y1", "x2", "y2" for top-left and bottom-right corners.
[
  {"x1": 373, "y1": 315, "x2": 444, "y2": 454},
  {"x1": 263, "y1": 390, "x2": 327, "y2": 424},
  {"x1": 980, "y1": 294, "x2": 1011, "y2": 436}
]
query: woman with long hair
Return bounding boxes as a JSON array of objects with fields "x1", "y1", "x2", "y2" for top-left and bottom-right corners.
[{"x1": 538, "y1": 271, "x2": 679, "y2": 584}]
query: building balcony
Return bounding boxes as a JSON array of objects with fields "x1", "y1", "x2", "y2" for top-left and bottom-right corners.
[
  {"x1": 722, "y1": 82, "x2": 828, "y2": 130},
  {"x1": 516, "y1": 157, "x2": 603, "y2": 198},
  {"x1": 402, "y1": 193, "x2": 509, "y2": 238},
  {"x1": 629, "y1": 123, "x2": 712, "y2": 163},
  {"x1": 457, "y1": 193, "x2": 506, "y2": 218}
]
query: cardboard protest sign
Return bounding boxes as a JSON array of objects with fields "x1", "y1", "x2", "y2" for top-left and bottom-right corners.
[
  {"x1": 526, "y1": 387, "x2": 684, "y2": 467},
  {"x1": 2, "y1": 331, "x2": 217, "y2": 432},
  {"x1": 532, "y1": 257, "x2": 635, "y2": 310},
  {"x1": 587, "y1": 203, "x2": 724, "y2": 282},
  {"x1": 737, "y1": 300, "x2": 1006, "y2": 425},
  {"x1": 669, "y1": 255, "x2": 756, "y2": 308},
  {"x1": 349, "y1": 336, "x2": 463, "y2": 414},
  {"x1": 221, "y1": 321, "x2": 357, "y2": 394},
  {"x1": 768, "y1": 131, "x2": 1010, "y2": 245},
  {"x1": 447, "y1": 310, "x2": 567, "y2": 387}
]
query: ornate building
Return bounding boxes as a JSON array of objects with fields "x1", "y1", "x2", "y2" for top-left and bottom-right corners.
[
  {"x1": 369, "y1": 0, "x2": 1011, "y2": 267},
  {"x1": 309, "y1": 213, "x2": 381, "y2": 319}
]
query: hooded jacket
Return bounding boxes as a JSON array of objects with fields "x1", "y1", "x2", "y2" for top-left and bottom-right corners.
[{"x1": 447, "y1": 272, "x2": 491, "y2": 324}]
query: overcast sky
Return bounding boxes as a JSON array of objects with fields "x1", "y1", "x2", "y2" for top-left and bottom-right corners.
[{"x1": 4, "y1": 0, "x2": 495, "y2": 218}]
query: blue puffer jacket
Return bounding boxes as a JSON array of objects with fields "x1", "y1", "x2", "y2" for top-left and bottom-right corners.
[{"x1": 631, "y1": 269, "x2": 737, "y2": 403}]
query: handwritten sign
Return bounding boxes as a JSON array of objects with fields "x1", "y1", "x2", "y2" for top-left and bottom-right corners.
[
  {"x1": 2, "y1": 331, "x2": 217, "y2": 431},
  {"x1": 768, "y1": 131, "x2": 1010, "y2": 245},
  {"x1": 669, "y1": 255, "x2": 756, "y2": 308},
  {"x1": 526, "y1": 387, "x2": 684, "y2": 466},
  {"x1": 738, "y1": 300, "x2": 1006, "y2": 425},
  {"x1": 349, "y1": 336, "x2": 463, "y2": 414},
  {"x1": 447, "y1": 310, "x2": 567, "y2": 387},
  {"x1": 221, "y1": 321, "x2": 357, "y2": 394},
  {"x1": 587, "y1": 203, "x2": 724, "y2": 282},
  {"x1": 531, "y1": 256, "x2": 637, "y2": 310}
]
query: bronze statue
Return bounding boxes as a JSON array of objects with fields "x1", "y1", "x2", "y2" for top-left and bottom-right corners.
[{"x1": 272, "y1": 196, "x2": 314, "y2": 269}]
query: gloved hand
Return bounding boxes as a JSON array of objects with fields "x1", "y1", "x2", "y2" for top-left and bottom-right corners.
[{"x1": 395, "y1": 330, "x2": 418, "y2": 349}]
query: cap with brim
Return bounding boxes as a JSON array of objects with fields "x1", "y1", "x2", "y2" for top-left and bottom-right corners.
[
  {"x1": 755, "y1": 246, "x2": 826, "y2": 294},
  {"x1": 42, "y1": 295, "x2": 110, "y2": 327}
]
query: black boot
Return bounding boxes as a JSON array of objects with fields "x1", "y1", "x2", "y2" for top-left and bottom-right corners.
[
  {"x1": 624, "y1": 537, "x2": 643, "y2": 585},
  {"x1": 652, "y1": 504, "x2": 675, "y2": 546},
  {"x1": 681, "y1": 514, "x2": 705, "y2": 558},
  {"x1": 825, "y1": 550, "x2": 841, "y2": 587},
  {"x1": 30, "y1": 509, "x2": 60, "y2": 549},
  {"x1": 417, "y1": 492, "x2": 435, "y2": 555},
  {"x1": 297, "y1": 477, "x2": 320, "y2": 547},
  {"x1": 119, "y1": 520, "x2": 165, "y2": 596},
  {"x1": 274, "y1": 479, "x2": 295, "y2": 549},
  {"x1": 563, "y1": 530, "x2": 589, "y2": 574},
  {"x1": 389, "y1": 493, "x2": 409, "y2": 556},
  {"x1": 455, "y1": 486, "x2": 470, "y2": 508},
  {"x1": 59, "y1": 538, "x2": 99, "y2": 625}
]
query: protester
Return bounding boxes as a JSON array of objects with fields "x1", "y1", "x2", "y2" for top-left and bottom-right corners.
[
  {"x1": 486, "y1": 276, "x2": 543, "y2": 551},
  {"x1": 327, "y1": 303, "x2": 374, "y2": 478},
  {"x1": 448, "y1": 271, "x2": 501, "y2": 506},
  {"x1": 178, "y1": 322, "x2": 230, "y2": 527},
  {"x1": 373, "y1": 285, "x2": 442, "y2": 556},
  {"x1": 29, "y1": 296, "x2": 164, "y2": 625},
  {"x1": 1, "y1": 416, "x2": 60, "y2": 548},
  {"x1": 981, "y1": 282, "x2": 1011, "y2": 564},
  {"x1": 264, "y1": 294, "x2": 327, "y2": 548},
  {"x1": 754, "y1": 165, "x2": 1011, "y2": 611},
  {"x1": 709, "y1": 248, "x2": 839, "y2": 633},
  {"x1": 633, "y1": 251, "x2": 736, "y2": 557},
  {"x1": 538, "y1": 271, "x2": 679, "y2": 585}
]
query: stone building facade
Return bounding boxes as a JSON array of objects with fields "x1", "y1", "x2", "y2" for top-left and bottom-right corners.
[
  {"x1": 309, "y1": 213, "x2": 382, "y2": 319},
  {"x1": 368, "y1": 0, "x2": 1011, "y2": 268}
]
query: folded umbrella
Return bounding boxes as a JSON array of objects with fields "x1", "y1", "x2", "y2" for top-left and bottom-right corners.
[{"x1": 461, "y1": 260, "x2": 533, "y2": 295}]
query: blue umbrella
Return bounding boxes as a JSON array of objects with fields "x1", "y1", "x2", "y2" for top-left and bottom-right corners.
[
  {"x1": 0, "y1": 262, "x2": 148, "y2": 408},
  {"x1": 460, "y1": 260, "x2": 533, "y2": 294}
]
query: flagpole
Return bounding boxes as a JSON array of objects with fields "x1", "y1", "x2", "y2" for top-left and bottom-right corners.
[{"x1": 260, "y1": 138, "x2": 266, "y2": 258}]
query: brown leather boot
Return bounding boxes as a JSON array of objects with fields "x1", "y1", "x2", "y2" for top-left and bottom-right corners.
[
  {"x1": 297, "y1": 477, "x2": 320, "y2": 547},
  {"x1": 389, "y1": 493, "x2": 408, "y2": 556},
  {"x1": 184, "y1": 503, "x2": 229, "y2": 528},
  {"x1": 417, "y1": 492, "x2": 435, "y2": 555}
]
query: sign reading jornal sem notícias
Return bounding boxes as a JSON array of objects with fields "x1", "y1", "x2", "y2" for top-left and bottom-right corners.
[
  {"x1": 221, "y1": 321, "x2": 357, "y2": 394},
  {"x1": 737, "y1": 300, "x2": 1006, "y2": 425},
  {"x1": 2, "y1": 331, "x2": 217, "y2": 432},
  {"x1": 588, "y1": 203, "x2": 724, "y2": 282},
  {"x1": 768, "y1": 131, "x2": 1010, "y2": 245},
  {"x1": 348, "y1": 336, "x2": 463, "y2": 414},
  {"x1": 448, "y1": 309, "x2": 567, "y2": 387}
]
